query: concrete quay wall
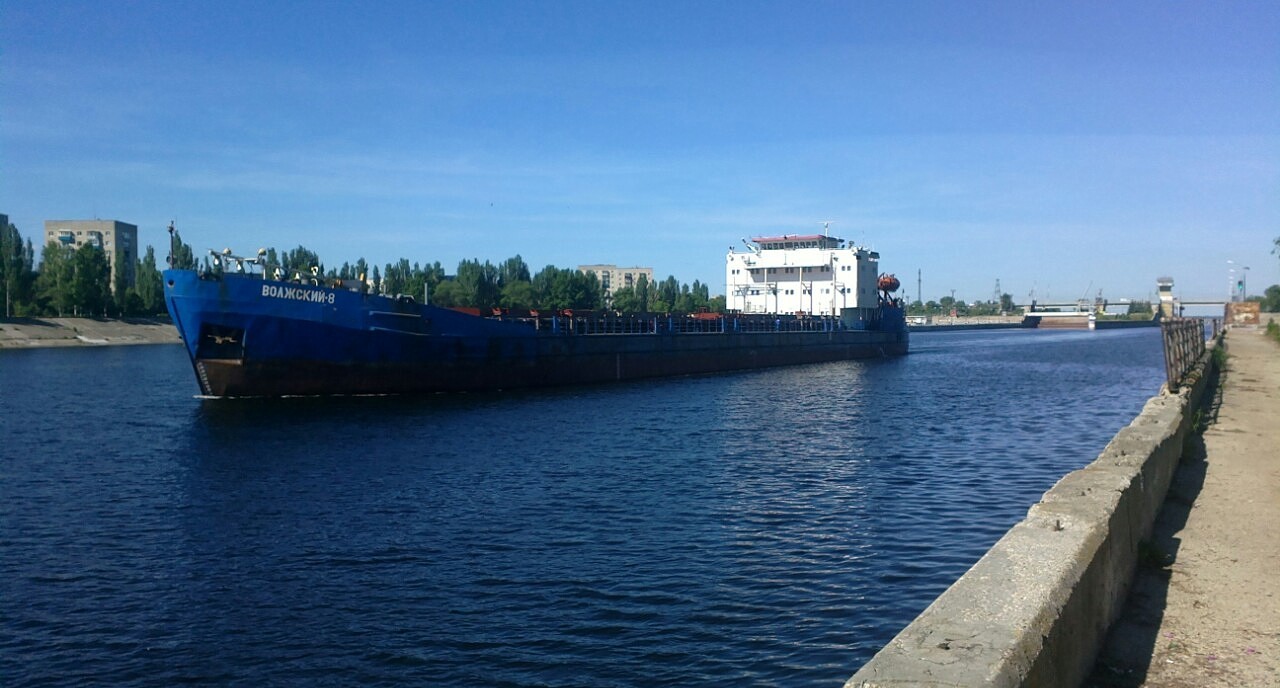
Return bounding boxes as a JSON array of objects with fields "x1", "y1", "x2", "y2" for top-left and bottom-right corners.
[
  {"x1": 846, "y1": 347, "x2": 1218, "y2": 687},
  {"x1": 0, "y1": 317, "x2": 180, "y2": 348}
]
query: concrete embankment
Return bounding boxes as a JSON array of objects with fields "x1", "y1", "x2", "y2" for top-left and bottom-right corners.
[
  {"x1": 909, "y1": 316, "x2": 1028, "y2": 332},
  {"x1": 0, "y1": 317, "x2": 181, "y2": 348},
  {"x1": 846, "y1": 337, "x2": 1219, "y2": 687}
]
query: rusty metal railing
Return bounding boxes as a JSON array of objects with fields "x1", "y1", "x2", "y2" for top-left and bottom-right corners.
[{"x1": 1160, "y1": 318, "x2": 1208, "y2": 391}]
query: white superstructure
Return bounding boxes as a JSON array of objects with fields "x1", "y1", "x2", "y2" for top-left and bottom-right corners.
[{"x1": 726, "y1": 233, "x2": 881, "y2": 316}]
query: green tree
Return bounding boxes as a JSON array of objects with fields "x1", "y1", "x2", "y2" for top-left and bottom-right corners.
[
  {"x1": 282, "y1": 245, "x2": 323, "y2": 277},
  {"x1": 1259, "y1": 284, "x2": 1280, "y2": 313},
  {"x1": 35, "y1": 242, "x2": 75, "y2": 316},
  {"x1": 610, "y1": 285, "x2": 638, "y2": 312},
  {"x1": 673, "y1": 284, "x2": 695, "y2": 314},
  {"x1": 609, "y1": 275, "x2": 651, "y2": 312},
  {"x1": 529, "y1": 266, "x2": 601, "y2": 310},
  {"x1": 262, "y1": 247, "x2": 281, "y2": 277},
  {"x1": 1000, "y1": 293, "x2": 1015, "y2": 313},
  {"x1": 498, "y1": 255, "x2": 531, "y2": 287},
  {"x1": 1127, "y1": 300, "x2": 1154, "y2": 316},
  {"x1": 567, "y1": 270, "x2": 602, "y2": 310},
  {"x1": 422, "y1": 261, "x2": 446, "y2": 299},
  {"x1": 404, "y1": 262, "x2": 426, "y2": 303},
  {"x1": 134, "y1": 247, "x2": 164, "y2": 315},
  {"x1": 634, "y1": 274, "x2": 650, "y2": 312},
  {"x1": 656, "y1": 276, "x2": 680, "y2": 310},
  {"x1": 1, "y1": 222, "x2": 36, "y2": 317},
  {"x1": 455, "y1": 258, "x2": 500, "y2": 309},
  {"x1": 382, "y1": 259, "x2": 409, "y2": 296},
  {"x1": 169, "y1": 228, "x2": 197, "y2": 270},
  {"x1": 70, "y1": 243, "x2": 111, "y2": 316},
  {"x1": 430, "y1": 279, "x2": 464, "y2": 307},
  {"x1": 500, "y1": 280, "x2": 536, "y2": 310},
  {"x1": 112, "y1": 248, "x2": 130, "y2": 316}
]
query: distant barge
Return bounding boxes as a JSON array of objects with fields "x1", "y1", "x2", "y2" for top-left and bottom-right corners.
[{"x1": 164, "y1": 234, "x2": 908, "y2": 397}]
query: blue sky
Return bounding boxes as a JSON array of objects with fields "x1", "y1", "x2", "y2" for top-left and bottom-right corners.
[{"x1": 3, "y1": 1, "x2": 1277, "y2": 304}]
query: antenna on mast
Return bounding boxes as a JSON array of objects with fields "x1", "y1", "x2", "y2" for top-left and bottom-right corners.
[{"x1": 818, "y1": 220, "x2": 833, "y2": 237}]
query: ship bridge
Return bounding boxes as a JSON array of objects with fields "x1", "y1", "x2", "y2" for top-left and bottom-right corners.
[{"x1": 726, "y1": 232, "x2": 881, "y2": 316}]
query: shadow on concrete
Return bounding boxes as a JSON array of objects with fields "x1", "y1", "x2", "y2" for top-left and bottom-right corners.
[
  {"x1": 1085, "y1": 364, "x2": 1222, "y2": 687},
  {"x1": 0, "y1": 317, "x2": 58, "y2": 327}
]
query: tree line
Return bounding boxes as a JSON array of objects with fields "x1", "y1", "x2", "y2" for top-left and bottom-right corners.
[
  {"x1": 0, "y1": 221, "x2": 725, "y2": 318},
  {"x1": 279, "y1": 246, "x2": 724, "y2": 314},
  {"x1": 1, "y1": 222, "x2": 168, "y2": 318},
  {"x1": 905, "y1": 293, "x2": 1018, "y2": 317}
]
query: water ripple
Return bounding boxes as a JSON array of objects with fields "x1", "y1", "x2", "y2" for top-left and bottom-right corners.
[{"x1": 0, "y1": 329, "x2": 1164, "y2": 686}]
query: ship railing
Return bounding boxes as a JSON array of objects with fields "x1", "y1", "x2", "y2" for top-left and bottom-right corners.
[
  {"x1": 490, "y1": 313, "x2": 852, "y2": 336},
  {"x1": 197, "y1": 250, "x2": 372, "y2": 293}
]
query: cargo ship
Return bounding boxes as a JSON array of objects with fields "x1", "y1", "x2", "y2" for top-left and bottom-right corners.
[{"x1": 163, "y1": 233, "x2": 907, "y2": 397}]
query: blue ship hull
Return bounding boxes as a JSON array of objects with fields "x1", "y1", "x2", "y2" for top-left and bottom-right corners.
[{"x1": 164, "y1": 269, "x2": 908, "y2": 397}]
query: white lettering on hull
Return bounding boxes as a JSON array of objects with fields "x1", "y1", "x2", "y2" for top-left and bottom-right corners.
[{"x1": 261, "y1": 284, "x2": 336, "y2": 305}]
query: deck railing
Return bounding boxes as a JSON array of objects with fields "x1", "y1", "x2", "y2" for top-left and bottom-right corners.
[{"x1": 500, "y1": 313, "x2": 858, "y2": 336}]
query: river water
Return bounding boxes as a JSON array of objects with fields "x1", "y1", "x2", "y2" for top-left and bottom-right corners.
[{"x1": 0, "y1": 328, "x2": 1164, "y2": 686}]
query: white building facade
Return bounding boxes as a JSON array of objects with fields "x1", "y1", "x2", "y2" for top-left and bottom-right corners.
[{"x1": 725, "y1": 234, "x2": 881, "y2": 316}]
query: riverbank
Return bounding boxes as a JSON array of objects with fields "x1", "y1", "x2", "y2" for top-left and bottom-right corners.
[
  {"x1": 1090, "y1": 328, "x2": 1280, "y2": 685},
  {"x1": 0, "y1": 317, "x2": 180, "y2": 348},
  {"x1": 848, "y1": 326, "x2": 1218, "y2": 687}
]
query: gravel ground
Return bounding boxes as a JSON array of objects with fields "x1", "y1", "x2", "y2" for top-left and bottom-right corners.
[{"x1": 1091, "y1": 328, "x2": 1280, "y2": 687}]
